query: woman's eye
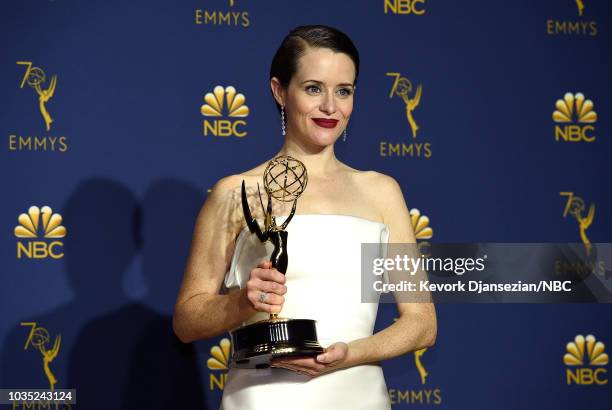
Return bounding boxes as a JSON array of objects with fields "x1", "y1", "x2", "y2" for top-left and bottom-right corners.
[
  {"x1": 305, "y1": 85, "x2": 352, "y2": 97},
  {"x1": 337, "y1": 88, "x2": 353, "y2": 97}
]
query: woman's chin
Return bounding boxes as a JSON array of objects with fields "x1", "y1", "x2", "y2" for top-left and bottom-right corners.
[{"x1": 306, "y1": 131, "x2": 341, "y2": 146}]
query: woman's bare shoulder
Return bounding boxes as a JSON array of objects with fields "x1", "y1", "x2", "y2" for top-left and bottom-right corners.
[
  {"x1": 205, "y1": 162, "x2": 273, "y2": 232},
  {"x1": 346, "y1": 168, "x2": 401, "y2": 194},
  {"x1": 210, "y1": 162, "x2": 269, "y2": 194},
  {"x1": 347, "y1": 169, "x2": 405, "y2": 217}
]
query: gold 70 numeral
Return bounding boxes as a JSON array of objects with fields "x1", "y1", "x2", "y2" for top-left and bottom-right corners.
[{"x1": 16, "y1": 61, "x2": 34, "y2": 88}]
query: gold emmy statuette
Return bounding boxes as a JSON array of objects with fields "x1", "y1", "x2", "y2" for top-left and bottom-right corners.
[{"x1": 230, "y1": 155, "x2": 324, "y2": 369}]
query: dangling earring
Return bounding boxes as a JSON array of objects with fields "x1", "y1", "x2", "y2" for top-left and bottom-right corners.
[
  {"x1": 281, "y1": 105, "x2": 286, "y2": 136},
  {"x1": 343, "y1": 128, "x2": 347, "y2": 142}
]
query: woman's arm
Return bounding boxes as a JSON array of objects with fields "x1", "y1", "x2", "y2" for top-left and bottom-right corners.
[
  {"x1": 172, "y1": 175, "x2": 257, "y2": 343},
  {"x1": 341, "y1": 174, "x2": 437, "y2": 368}
]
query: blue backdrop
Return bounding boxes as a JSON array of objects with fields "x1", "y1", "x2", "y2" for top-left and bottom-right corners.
[{"x1": 1, "y1": 0, "x2": 611, "y2": 408}]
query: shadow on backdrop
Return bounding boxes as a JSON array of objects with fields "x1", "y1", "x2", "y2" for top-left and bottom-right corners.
[{"x1": 66, "y1": 178, "x2": 208, "y2": 408}]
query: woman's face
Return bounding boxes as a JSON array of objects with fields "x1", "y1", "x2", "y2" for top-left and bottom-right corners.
[{"x1": 276, "y1": 47, "x2": 356, "y2": 147}]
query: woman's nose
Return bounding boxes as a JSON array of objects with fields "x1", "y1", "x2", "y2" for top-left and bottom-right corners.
[{"x1": 319, "y1": 92, "x2": 337, "y2": 115}]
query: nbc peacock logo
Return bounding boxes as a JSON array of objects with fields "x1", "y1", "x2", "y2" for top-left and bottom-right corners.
[
  {"x1": 553, "y1": 92, "x2": 597, "y2": 142},
  {"x1": 411, "y1": 208, "x2": 433, "y2": 239},
  {"x1": 14, "y1": 205, "x2": 66, "y2": 259},
  {"x1": 564, "y1": 334, "x2": 608, "y2": 385},
  {"x1": 411, "y1": 208, "x2": 433, "y2": 255},
  {"x1": 201, "y1": 85, "x2": 249, "y2": 138},
  {"x1": 207, "y1": 337, "x2": 231, "y2": 390}
]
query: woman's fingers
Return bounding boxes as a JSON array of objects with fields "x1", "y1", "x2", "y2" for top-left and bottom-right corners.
[
  {"x1": 270, "y1": 347, "x2": 348, "y2": 377},
  {"x1": 246, "y1": 288, "x2": 284, "y2": 313},
  {"x1": 281, "y1": 357, "x2": 326, "y2": 371},
  {"x1": 253, "y1": 300, "x2": 282, "y2": 314},
  {"x1": 246, "y1": 285, "x2": 284, "y2": 305},
  {"x1": 271, "y1": 362, "x2": 317, "y2": 376},
  {"x1": 253, "y1": 266, "x2": 286, "y2": 285},
  {"x1": 246, "y1": 262, "x2": 287, "y2": 314},
  {"x1": 251, "y1": 277, "x2": 287, "y2": 295},
  {"x1": 316, "y1": 342, "x2": 348, "y2": 364}
]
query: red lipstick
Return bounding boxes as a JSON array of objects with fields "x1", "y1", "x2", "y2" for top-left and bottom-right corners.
[{"x1": 312, "y1": 118, "x2": 339, "y2": 128}]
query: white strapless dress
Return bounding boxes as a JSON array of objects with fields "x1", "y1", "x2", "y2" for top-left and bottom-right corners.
[{"x1": 219, "y1": 214, "x2": 391, "y2": 410}]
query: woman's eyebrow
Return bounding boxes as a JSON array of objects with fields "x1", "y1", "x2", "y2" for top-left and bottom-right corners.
[{"x1": 300, "y1": 79, "x2": 355, "y2": 87}]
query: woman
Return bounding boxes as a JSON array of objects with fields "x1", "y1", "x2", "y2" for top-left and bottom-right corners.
[{"x1": 173, "y1": 25, "x2": 437, "y2": 409}]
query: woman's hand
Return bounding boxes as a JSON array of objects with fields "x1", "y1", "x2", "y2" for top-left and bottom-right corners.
[
  {"x1": 245, "y1": 260, "x2": 287, "y2": 314},
  {"x1": 270, "y1": 342, "x2": 350, "y2": 378}
]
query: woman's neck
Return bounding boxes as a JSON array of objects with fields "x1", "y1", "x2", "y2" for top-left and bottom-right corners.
[{"x1": 275, "y1": 134, "x2": 342, "y2": 177}]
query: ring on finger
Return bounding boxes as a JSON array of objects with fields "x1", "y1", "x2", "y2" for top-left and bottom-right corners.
[{"x1": 259, "y1": 291, "x2": 268, "y2": 303}]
